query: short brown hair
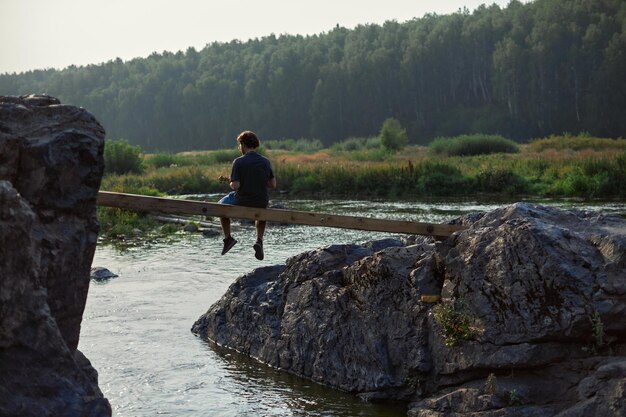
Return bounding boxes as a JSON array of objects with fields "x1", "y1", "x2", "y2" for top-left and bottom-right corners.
[{"x1": 236, "y1": 131, "x2": 260, "y2": 148}]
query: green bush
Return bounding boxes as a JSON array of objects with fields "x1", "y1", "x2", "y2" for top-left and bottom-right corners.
[
  {"x1": 148, "y1": 166, "x2": 216, "y2": 194},
  {"x1": 97, "y1": 206, "x2": 160, "y2": 238},
  {"x1": 291, "y1": 174, "x2": 321, "y2": 194},
  {"x1": 210, "y1": 149, "x2": 241, "y2": 163},
  {"x1": 104, "y1": 139, "x2": 143, "y2": 175},
  {"x1": 380, "y1": 118, "x2": 408, "y2": 151},
  {"x1": 330, "y1": 136, "x2": 382, "y2": 153},
  {"x1": 476, "y1": 168, "x2": 529, "y2": 194},
  {"x1": 96, "y1": 183, "x2": 163, "y2": 239},
  {"x1": 418, "y1": 171, "x2": 468, "y2": 196},
  {"x1": 264, "y1": 138, "x2": 324, "y2": 153},
  {"x1": 144, "y1": 148, "x2": 245, "y2": 169},
  {"x1": 528, "y1": 135, "x2": 626, "y2": 152},
  {"x1": 411, "y1": 161, "x2": 468, "y2": 196},
  {"x1": 145, "y1": 153, "x2": 181, "y2": 169},
  {"x1": 428, "y1": 134, "x2": 519, "y2": 156},
  {"x1": 549, "y1": 152, "x2": 626, "y2": 198},
  {"x1": 554, "y1": 171, "x2": 611, "y2": 198},
  {"x1": 341, "y1": 148, "x2": 388, "y2": 161}
]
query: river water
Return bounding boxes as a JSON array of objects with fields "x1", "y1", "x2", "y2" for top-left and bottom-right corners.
[{"x1": 80, "y1": 198, "x2": 625, "y2": 417}]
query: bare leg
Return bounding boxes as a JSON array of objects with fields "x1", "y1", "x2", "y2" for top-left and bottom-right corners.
[
  {"x1": 220, "y1": 217, "x2": 231, "y2": 238},
  {"x1": 255, "y1": 220, "x2": 266, "y2": 243},
  {"x1": 220, "y1": 217, "x2": 237, "y2": 255},
  {"x1": 253, "y1": 220, "x2": 266, "y2": 260}
]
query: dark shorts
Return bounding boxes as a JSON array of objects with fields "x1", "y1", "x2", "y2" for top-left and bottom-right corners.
[
  {"x1": 218, "y1": 191, "x2": 237, "y2": 205},
  {"x1": 218, "y1": 191, "x2": 268, "y2": 208}
]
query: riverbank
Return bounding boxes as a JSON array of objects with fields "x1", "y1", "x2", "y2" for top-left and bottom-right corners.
[
  {"x1": 102, "y1": 135, "x2": 626, "y2": 200},
  {"x1": 98, "y1": 135, "x2": 625, "y2": 238}
]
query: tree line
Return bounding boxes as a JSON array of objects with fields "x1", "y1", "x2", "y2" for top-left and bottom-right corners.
[{"x1": 1, "y1": 0, "x2": 624, "y2": 152}]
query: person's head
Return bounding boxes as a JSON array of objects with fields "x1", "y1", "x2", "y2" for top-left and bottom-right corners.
[{"x1": 236, "y1": 131, "x2": 260, "y2": 152}]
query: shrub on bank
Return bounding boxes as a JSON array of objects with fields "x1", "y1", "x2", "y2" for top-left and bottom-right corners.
[
  {"x1": 475, "y1": 168, "x2": 530, "y2": 194},
  {"x1": 551, "y1": 151, "x2": 626, "y2": 198},
  {"x1": 103, "y1": 141, "x2": 626, "y2": 201},
  {"x1": 144, "y1": 153, "x2": 181, "y2": 169},
  {"x1": 97, "y1": 206, "x2": 161, "y2": 238},
  {"x1": 146, "y1": 166, "x2": 220, "y2": 194},
  {"x1": 210, "y1": 148, "x2": 243, "y2": 163},
  {"x1": 275, "y1": 159, "x2": 472, "y2": 198},
  {"x1": 341, "y1": 148, "x2": 389, "y2": 161},
  {"x1": 415, "y1": 162, "x2": 468, "y2": 196},
  {"x1": 96, "y1": 183, "x2": 163, "y2": 239},
  {"x1": 329, "y1": 137, "x2": 386, "y2": 161},
  {"x1": 101, "y1": 165, "x2": 228, "y2": 196},
  {"x1": 380, "y1": 118, "x2": 408, "y2": 151},
  {"x1": 330, "y1": 137, "x2": 382, "y2": 152},
  {"x1": 144, "y1": 148, "x2": 242, "y2": 169},
  {"x1": 428, "y1": 134, "x2": 519, "y2": 156},
  {"x1": 528, "y1": 134, "x2": 626, "y2": 152},
  {"x1": 264, "y1": 138, "x2": 324, "y2": 153},
  {"x1": 104, "y1": 139, "x2": 143, "y2": 175}
]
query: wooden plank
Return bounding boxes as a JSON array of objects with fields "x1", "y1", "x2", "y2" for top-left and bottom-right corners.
[{"x1": 97, "y1": 191, "x2": 466, "y2": 237}]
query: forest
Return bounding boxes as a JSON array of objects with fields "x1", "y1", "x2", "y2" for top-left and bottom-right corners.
[{"x1": 1, "y1": 0, "x2": 625, "y2": 152}]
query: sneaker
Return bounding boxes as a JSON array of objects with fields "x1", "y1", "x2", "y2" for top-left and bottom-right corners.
[
  {"x1": 221, "y1": 236, "x2": 237, "y2": 255},
  {"x1": 253, "y1": 241, "x2": 264, "y2": 260}
]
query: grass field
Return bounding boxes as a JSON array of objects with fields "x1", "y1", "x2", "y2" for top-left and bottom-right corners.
[
  {"x1": 102, "y1": 134, "x2": 626, "y2": 201},
  {"x1": 98, "y1": 134, "x2": 626, "y2": 238}
]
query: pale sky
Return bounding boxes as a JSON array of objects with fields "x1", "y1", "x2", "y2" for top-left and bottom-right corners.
[{"x1": 0, "y1": 0, "x2": 514, "y2": 74}]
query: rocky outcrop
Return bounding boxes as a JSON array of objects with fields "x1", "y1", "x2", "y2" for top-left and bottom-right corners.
[
  {"x1": 0, "y1": 95, "x2": 110, "y2": 416},
  {"x1": 193, "y1": 203, "x2": 626, "y2": 416}
]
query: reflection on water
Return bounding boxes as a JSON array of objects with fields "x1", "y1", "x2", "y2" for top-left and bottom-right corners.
[{"x1": 81, "y1": 199, "x2": 625, "y2": 416}]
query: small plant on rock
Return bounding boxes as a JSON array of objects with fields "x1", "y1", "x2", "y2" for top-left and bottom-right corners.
[
  {"x1": 589, "y1": 311, "x2": 605, "y2": 352},
  {"x1": 484, "y1": 373, "x2": 497, "y2": 395},
  {"x1": 508, "y1": 389, "x2": 523, "y2": 406},
  {"x1": 432, "y1": 301, "x2": 477, "y2": 346}
]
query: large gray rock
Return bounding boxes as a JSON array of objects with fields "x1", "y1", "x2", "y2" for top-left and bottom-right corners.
[
  {"x1": 0, "y1": 95, "x2": 110, "y2": 416},
  {"x1": 193, "y1": 203, "x2": 626, "y2": 416}
]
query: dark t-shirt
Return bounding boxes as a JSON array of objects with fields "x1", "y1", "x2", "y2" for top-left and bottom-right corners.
[{"x1": 230, "y1": 152, "x2": 274, "y2": 208}]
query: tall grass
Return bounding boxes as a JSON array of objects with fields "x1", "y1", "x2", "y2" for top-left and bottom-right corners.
[
  {"x1": 326, "y1": 137, "x2": 387, "y2": 161},
  {"x1": 104, "y1": 139, "x2": 143, "y2": 174},
  {"x1": 102, "y1": 165, "x2": 229, "y2": 195},
  {"x1": 274, "y1": 159, "x2": 472, "y2": 198},
  {"x1": 528, "y1": 134, "x2": 626, "y2": 152},
  {"x1": 264, "y1": 138, "x2": 324, "y2": 153},
  {"x1": 550, "y1": 151, "x2": 626, "y2": 198},
  {"x1": 330, "y1": 136, "x2": 382, "y2": 153},
  {"x1": 101, "y1": 136, "x2": 626, "y2": 201},
  {"x1": 428, "y1": 134, "x2": 519, "y2": 156},
  {"x1": 97, "y1": 181, "x2": 164, "y2": 238},
  {"x1": 144, "y1": 148, "x2": 242, "y2": 168}
]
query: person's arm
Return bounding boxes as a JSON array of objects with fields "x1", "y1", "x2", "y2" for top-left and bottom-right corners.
[
  {"x1": 230, "y1": 159, "x2": 241, "y2": 191},
  {"x1": 217, "y1": 175, "x2": 240, "y2": 190},
  {"x1": 267, "y1": 164, "x2": 276, "y2": 189}
]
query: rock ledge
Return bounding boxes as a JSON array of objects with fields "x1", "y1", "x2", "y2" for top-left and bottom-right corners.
[
  {"x1": 0, "y1": 95, "x2": 110, "y2": 416},
  {"x1": 193, "y1": 203, "x2": 626, "y2": 416}
]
